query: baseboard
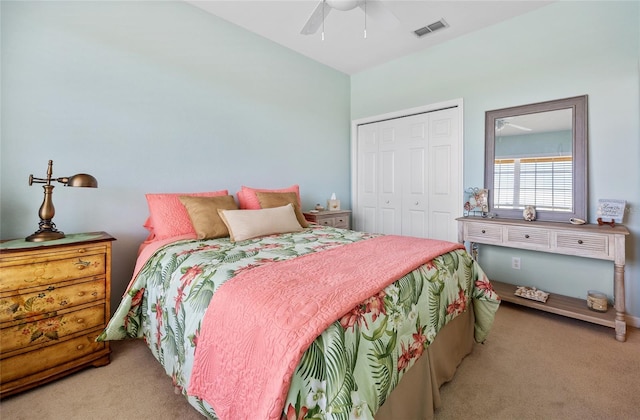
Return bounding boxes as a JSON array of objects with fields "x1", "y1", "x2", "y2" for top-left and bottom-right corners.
[{"x1": 627, "y1": 314, "x2": 640, "y2": 329}]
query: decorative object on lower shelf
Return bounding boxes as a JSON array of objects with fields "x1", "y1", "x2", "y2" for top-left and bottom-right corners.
[
  {"x1": 587, "y1": 290, "x2": 608, "y2": 312},
  {"x1": 514, "y1": 285, "x2": 549, "y2": 303}
]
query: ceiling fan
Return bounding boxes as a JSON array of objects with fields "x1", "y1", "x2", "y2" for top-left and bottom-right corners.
[
  {"x1": 300, "y1": 0, "x2": 399, "y2": 36},
  {"x1": 496, "y1": 118, "x2": 532, "y2": 132}
]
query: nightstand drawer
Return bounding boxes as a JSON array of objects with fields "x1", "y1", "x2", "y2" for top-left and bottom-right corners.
[
  {"x1": 0, "y1": 278, "x2": 106, "y2": 324},
  {"x1": 304, "y1": 210, "x2": 351, "y2": 230},
  {"x1": 0, "y1": 252, "x2": 106, "y2": 293},
  {"x1": 0, "y1": 329, "x2": 106, "y2": 384},
  {"x1": 1, "y1": 305, "x2": 105, "y2": 354},
  {"x1": 332, "y1": 216, "x2": 349, "y2": 229},
  {"x1": 316, "y1": 216, "x2": 349, "y2": 228}
]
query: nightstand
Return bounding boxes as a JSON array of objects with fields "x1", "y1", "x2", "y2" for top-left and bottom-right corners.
[
  {"x1": 304, "y1": 210, "x2": 351, "y2": 229},
  {"x1": 0, "y1": 232, "x2": 115, "y2": 397}
]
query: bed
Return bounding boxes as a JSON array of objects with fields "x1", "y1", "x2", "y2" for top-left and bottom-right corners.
[{"x1": 99, "y1": 187, "x2": 500, "y2": 420}]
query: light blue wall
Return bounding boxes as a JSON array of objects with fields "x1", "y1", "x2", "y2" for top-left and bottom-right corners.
[
  {"x1": 2, "y1": 1, "x2": 639, "y2": 323},
  {"x1": 0, "y1": 1, "x2": 351, "y2": 306},
  {"x1": 352, "y1": 1, "x2": 640, "y2": 320}
]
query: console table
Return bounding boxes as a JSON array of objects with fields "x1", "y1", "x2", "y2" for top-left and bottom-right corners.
[{"x1": 457, "y1": 217, "x2": 629, "y2": 341}]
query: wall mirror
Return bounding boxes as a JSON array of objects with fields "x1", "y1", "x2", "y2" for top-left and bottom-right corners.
[{"x1": 484, "y1": 95, "x2": 587, "y2": 222}]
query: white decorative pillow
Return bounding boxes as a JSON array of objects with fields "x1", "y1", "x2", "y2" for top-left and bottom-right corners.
[{"x1": 218, "y1": 204, "x2": 303, "y2": 242}]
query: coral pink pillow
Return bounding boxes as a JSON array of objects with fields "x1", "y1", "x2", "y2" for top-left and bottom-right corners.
[
  {"x1": 145, "y1": 190, "x2": 229, "y2": 240},
  {"x1": 237, "y1": 185, "x2": 300, "y2": 210}
]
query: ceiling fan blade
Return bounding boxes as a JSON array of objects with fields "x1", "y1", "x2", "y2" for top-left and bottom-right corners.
[
  {"x1": 508, "y1": 123, "x2": 532, "y2": 131},
  {"x1": 359, "y1": 0, "x2": 399, "y2": 29},
  {"x1": 301, "y1": 1, "x2": 332, "y2": 35}
]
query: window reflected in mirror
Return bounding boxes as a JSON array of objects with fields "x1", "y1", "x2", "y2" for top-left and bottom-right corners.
[{"x1": 493, "y1": 109, "x2": 573, "y2": 213}]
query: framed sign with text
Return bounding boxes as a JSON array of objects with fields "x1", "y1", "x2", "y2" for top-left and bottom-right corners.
[{"x1": 597, "y1": 199, "x2": 626, "y2": 223}]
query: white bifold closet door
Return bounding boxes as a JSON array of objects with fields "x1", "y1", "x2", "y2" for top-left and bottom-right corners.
[{"x1": 355, "y1": 107, "x2": 460, "y2": 242}]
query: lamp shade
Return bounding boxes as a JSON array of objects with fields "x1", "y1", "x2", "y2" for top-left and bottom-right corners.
[{"x1": 66, "y1": 173, "x2": 98, "y2": 188}]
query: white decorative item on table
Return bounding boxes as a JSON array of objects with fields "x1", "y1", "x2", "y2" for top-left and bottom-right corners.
[
  {"x1": 523, "y1": 205, "x2": 536, "y2": 221},
  {"x1": 327, "y1": 192, "x2": 340, "y2": 211}
]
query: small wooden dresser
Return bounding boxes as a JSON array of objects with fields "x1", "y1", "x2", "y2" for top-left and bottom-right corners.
[{"x1": 0, "y1": 232, "x2": 115, "y2": 397}]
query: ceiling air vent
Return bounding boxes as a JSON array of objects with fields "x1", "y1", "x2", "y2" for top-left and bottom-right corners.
[{"x1": 414, "y1": 19, "x2": 448, "y2": 37}]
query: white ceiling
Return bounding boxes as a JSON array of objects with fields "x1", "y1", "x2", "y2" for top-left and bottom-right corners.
[{"x1": 185, "y1": 0, "x2": 553, "y2": 75}]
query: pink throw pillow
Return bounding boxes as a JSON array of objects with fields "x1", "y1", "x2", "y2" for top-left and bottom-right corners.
[
  {"x1": 237, "y1": 185, "x2": 300, "y2": 209},
  {"x1": 146, "y1": 190, "x2": 229, "y2": 240}
]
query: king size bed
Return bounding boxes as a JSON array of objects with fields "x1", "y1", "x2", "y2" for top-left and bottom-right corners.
[{"x1": 99, "y1": 186, "x2": 500, "y2": 420}]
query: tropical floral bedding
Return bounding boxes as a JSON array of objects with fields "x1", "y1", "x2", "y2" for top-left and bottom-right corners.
[{"x1": 99, "y1": 225, "x2": 500, "y2": 420}]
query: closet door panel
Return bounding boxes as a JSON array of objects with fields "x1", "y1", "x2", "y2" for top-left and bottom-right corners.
[
  {"x1": 378, "y1": 120, "x2": 402, "y2": 235},
  {"x1": 402, "y1": 115, "x2": 428, "y2": 237},
  {"x1": 403, "y1": 145, "x2": 428, "y2": 237},
  {"x1": 356, "y1": 124, "x2": 378, "y2": 232},
  {"x1": 428, "y1": 109, "x2": 460, "y2": 242}
]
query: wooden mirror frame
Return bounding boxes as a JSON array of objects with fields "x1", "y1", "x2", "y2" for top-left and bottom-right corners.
[{"x1": 484, "y1": 95, "x2": 588, "y2": 222}]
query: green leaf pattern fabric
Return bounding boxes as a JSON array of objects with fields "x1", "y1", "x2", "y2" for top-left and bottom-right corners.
[{"x1": 99, "y1": 226, "x2": 500, "y2": 420}]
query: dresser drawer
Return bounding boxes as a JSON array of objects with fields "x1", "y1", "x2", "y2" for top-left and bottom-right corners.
[
  {"x1": 0, "y1": 278, "x2": 106, "y2": 324},
  {"x1": 0, "y1": 251, "x2": 106, "y2": 293},
  {"x1": 465, "y1": 223, "x2": 502, "y2": 244},
  {"x1": 1, "y1": 305, "x2": 105, "y2": 354},
  {"x1": 505, "y1": 226, "x2": 551, "y2": 248},
  {"x1": 556, "y1": 232, "x2": 609, "y2": 257},
  {"x1": 0, "y1": 329, "x2": 106, "y2": 383}
]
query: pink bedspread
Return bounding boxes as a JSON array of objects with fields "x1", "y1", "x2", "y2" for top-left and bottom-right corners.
[{"x1": 187, "y1": 235, "x2": 464, "y2": 420}]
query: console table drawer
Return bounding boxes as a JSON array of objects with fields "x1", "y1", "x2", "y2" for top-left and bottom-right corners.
[
  {"x1": 556, "y1": 233, "x2": 609, "y2": 257},
  {"x1": 506, "y1": 227, "x2": 551, "y2": 248},
  {"x1": 465, "y1": 223, "x2": 502, "y2": 243}
]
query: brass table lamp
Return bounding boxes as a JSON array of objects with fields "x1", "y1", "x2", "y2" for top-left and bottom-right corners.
[{"x1": 26, "y1": 160, "x2": 98, "y2": 242}]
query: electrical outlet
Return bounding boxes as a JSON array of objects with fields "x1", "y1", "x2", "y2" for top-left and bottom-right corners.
[{"x1": 512, "y1": 257, "x2": 521, "y2": 270}]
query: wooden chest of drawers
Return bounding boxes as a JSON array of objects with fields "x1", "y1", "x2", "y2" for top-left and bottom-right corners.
[
  {"x1": 0, "y1": 232, "x2": 115, "y2": 397},
  {"x1": 304, "y1": 210, "x2": 351, "y2": 229}
]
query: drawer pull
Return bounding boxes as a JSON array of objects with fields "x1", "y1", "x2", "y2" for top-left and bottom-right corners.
[
  {"x1": 47, "y1": 285, "x2": 55, "y2": 291},
  {"x1": 481, "y1": 230, "x2": 486, "y2": 234},
  {"x1": 75, "y1": 259, "x2": 90, "y2": 270},
  {"x1": 578, "y1": 240, "x2": 583, "y2": 244},
  {"x1": 386, "y1": 200, "x2": 390, "y2": 204},
  {"x1": 76, "y1": 344, "x2": 85, "y2": 351},
  {"x1": 415, "y1": 201, "x2": 419, "y2": 205},
  {"x1": 76, "y1": 318, "x2": 85, "y2": 324},
  {"x1": 77, "y1": 248, "x2": 87, "y2": 254},
  {"x1": 77, "y1": 291, "x2": 85, "y2": 297},
  {"x1": 525, "y1": 234, "x2": 530, "y2": 239}
]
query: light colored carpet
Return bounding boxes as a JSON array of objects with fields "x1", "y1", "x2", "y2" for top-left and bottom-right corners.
[{"x1": 1, "y1": 303, "x2": 638, "y2": 420}]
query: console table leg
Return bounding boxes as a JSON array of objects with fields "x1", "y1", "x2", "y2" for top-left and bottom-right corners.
[{"x1": 614, "y1": 263, "x2": 626, "y2": 342}]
